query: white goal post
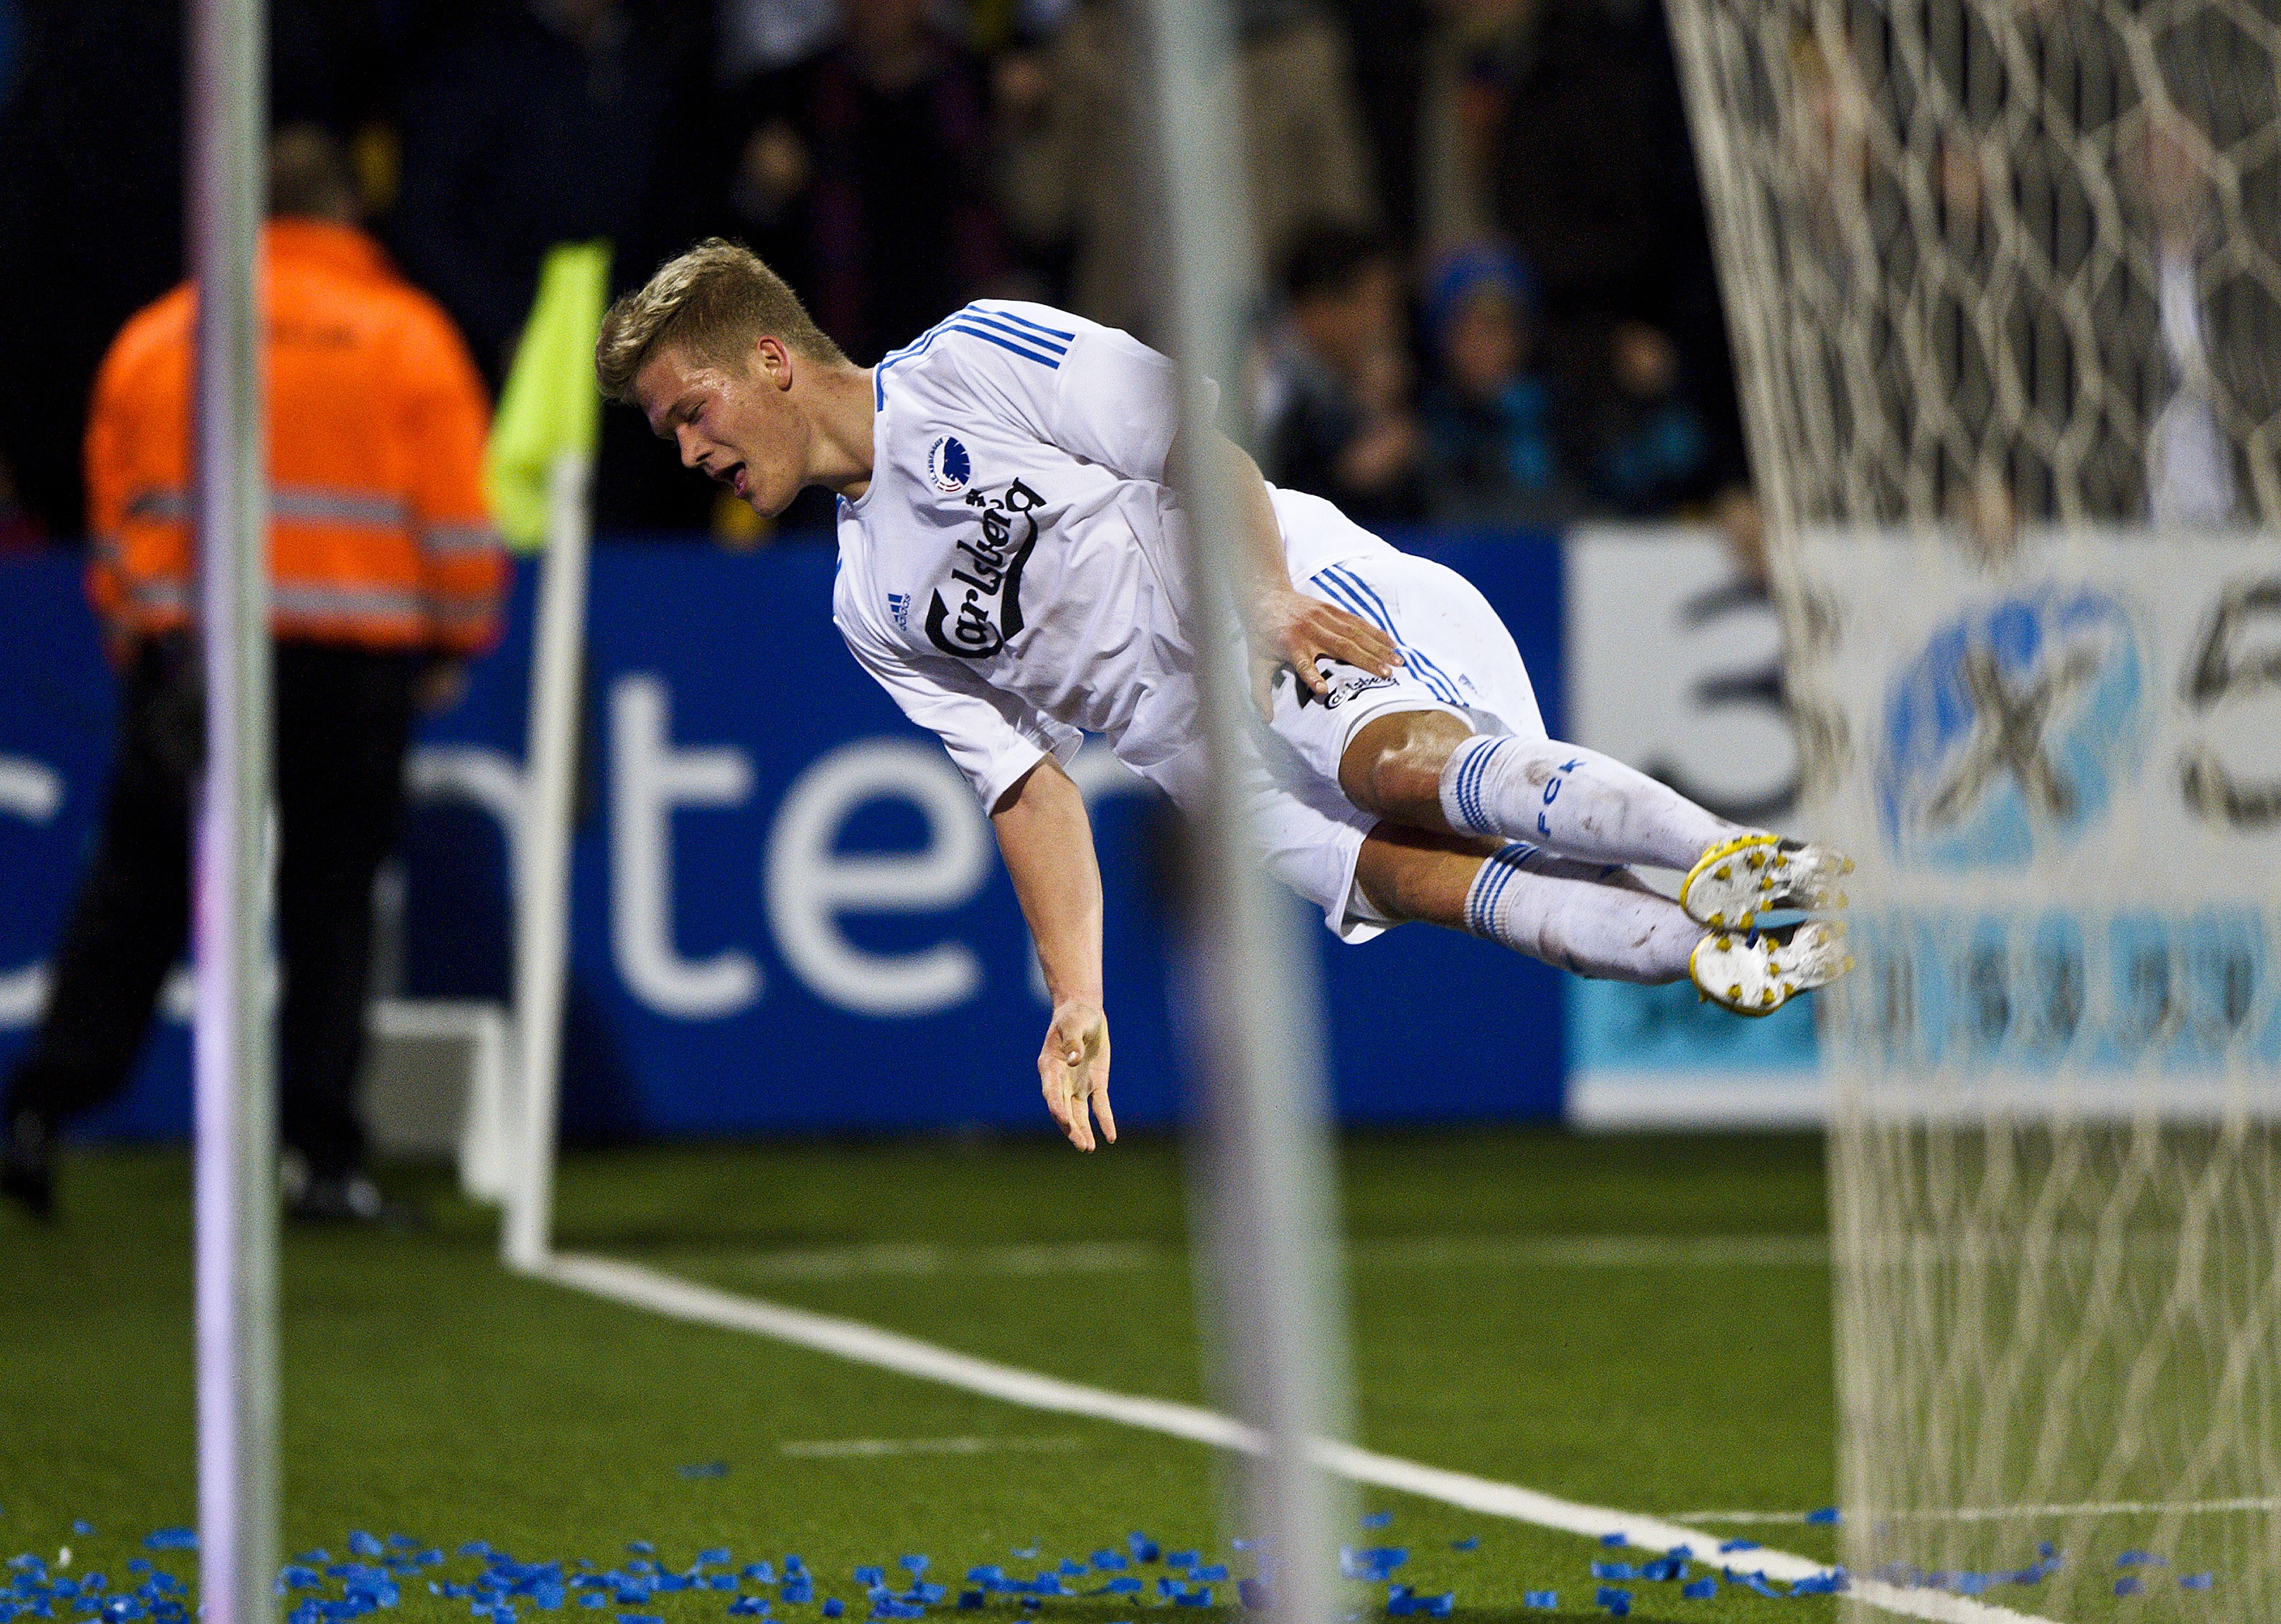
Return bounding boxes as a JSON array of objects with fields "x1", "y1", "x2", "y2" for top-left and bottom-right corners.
[{"x1": 1666, "y1": 0, "x2": 2281, "y2": 1615}]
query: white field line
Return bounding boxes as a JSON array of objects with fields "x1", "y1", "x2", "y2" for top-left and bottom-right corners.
[
  {"x1": 536, "y1": 1252, "x2": 2059, "y2": 1624},
  {"x1": 706, "y1": 1234, "x2": 1829, "y2": 1282},
  {"x1": 781, "y1": 1436, "x2": 1085, "y2": 1460},
  {"x1": 1680, "y1": 1497, "x2": 2281, "y2": 1524}
]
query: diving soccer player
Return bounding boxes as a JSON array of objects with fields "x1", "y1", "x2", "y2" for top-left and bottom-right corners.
[{"x1": 596, "y1": 240, "x2": 1853, "y2": 1151}]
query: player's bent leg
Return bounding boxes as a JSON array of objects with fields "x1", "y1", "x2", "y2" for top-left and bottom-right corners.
[
  {"x1": 1353, "y1": 825, "x2": 1698, "y2": 985},
  {"x1": 1339, "y1": 711, "x2": 1855, "y2": 929},
  {"x1": 1341, "y1": 709, "x2": 1741, "y2": 870}
]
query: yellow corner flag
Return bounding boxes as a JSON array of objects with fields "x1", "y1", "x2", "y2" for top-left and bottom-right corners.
[{"x1": 484, "y1": 241, "x2": 612, "y2": 551}]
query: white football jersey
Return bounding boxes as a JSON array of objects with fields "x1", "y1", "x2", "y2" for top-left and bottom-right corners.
[{"x1": 832, "y1": 300, "x2": 1392, "y2": 815}]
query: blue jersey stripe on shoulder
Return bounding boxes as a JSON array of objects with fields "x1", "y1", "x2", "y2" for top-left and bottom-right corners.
[
  {"x1": 955, "y1": 309, "x2": 1070, "y2": 355},
  {"x1": 973, "y1": 304, "x2": 1079, "y2": 343},
  {"x1": 873, "y1": 318, "x2": 962, "y2": 406},
  {"x1": 942, "y1": 322, "x2": 1064, "y2": 369},
  {"x1": 874, "y1": 309, "x2": 1066, "y2": 405}
]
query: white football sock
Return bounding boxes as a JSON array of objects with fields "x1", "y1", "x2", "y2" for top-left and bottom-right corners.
[
  {"x1": 1438, "y1": 733, "x2": 1748, "y2": 871},
  {"x1": 1461, "y1": 843, "x2": 1700, "y2": 984}
]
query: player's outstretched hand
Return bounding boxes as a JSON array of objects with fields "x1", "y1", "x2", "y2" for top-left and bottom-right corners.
[
  {"x1": 1249, "y1": 586, "x2": 1402, "y2": 719},
  {"x1": 1039, "y1": 998, "x2": 1115, "y2": 1152}
]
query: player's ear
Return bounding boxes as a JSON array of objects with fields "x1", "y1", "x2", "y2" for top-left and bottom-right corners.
[{"x1": 751, "y1": 334, "x2": 795, "y2": 391}]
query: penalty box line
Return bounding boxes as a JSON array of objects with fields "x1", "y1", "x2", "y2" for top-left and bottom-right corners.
[{"x1": 535, "y1": 1252, "x2": 2060, "y2": 1624}]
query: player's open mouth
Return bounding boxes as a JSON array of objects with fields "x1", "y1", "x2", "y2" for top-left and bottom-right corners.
[{"x1": 724, "y1": 463, "x2": 749, "y2": 497}]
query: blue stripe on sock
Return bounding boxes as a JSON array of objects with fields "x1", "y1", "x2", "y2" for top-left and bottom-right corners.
[
  {"x1": 1453, "y1": 737, "x2": 1484, "y2": 833},
  {"x1": 1469, "y1": 844, "x2": 1530, "y2": 941},
  {"x1": 1456, "y1": 734, "x2": 1506, "y2": 835}
]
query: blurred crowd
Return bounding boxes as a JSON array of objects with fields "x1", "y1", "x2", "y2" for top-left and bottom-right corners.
[{"x1": 0, "y1": 0, "x2": 1753, "y2": 548}]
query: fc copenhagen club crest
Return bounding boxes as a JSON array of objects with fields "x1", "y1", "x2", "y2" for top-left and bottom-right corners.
[{"x1": 926, "y1": 435, "x2": 971, "y2": 494}]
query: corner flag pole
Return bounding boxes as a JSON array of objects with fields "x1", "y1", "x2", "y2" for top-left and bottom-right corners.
[
  {"x1": 188, "y1": 0, "x2": 278, "y2": 1619},
  {"x1": 505, "y1": 449, "x2": 590, "y2": 1271},
  {"x1": 485, "y1": 243, "x2": 609, "y2": 1272},
  {"x1": 1139, "y1": 3, "x2": 1356, "y2": 1621}
]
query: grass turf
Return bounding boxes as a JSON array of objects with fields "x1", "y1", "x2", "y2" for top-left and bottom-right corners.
[{"x1": 0, "y1": 1130, "x2": 1854, "y2": 1624}]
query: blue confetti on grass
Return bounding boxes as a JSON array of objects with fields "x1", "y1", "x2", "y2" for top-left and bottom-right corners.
[
  {"x1": 1805, "y1": 1508, "x2": 1839, "y2": 1526},
  {"x1": 1449, "y1": 1539, "x2": 1476, "y2": 1554},
  {"x1": 1360, "y1": 1515, "x2": 1391, "y2": 1531},
  {"x1": 1522, "y1": 1594, "x2": 1556, "y2": 1611},
  {"x1": 2114, "y1": 1577, "x2": 2142, "y2": 1597},
  {"x1": 70, "y1": 1528, "x2": 90, "y2": 1541},
  {"x1": 1089, "y1": 1554, "x2": 1125, "y2": 1572},
  {"x1": 1598, "y1": 1534, "x2": 1625, "y2": 1548},
  {"x1": 141, "y1": 1536, "x2": 194, "y2": 1556},
  {"x1": 1125, "y1": 1538, "x2": 1158, "y2": 1566},
  {"x1": 1681, "y1": 1578, "x2": 1715, "y2": 1600},
  {"x1": 1716, "y1": 1540, "x2": 1758, "y2": 1554},
  {"x1": 1594, "y1": 1587, "x2": 1630, "y2": 1616}
]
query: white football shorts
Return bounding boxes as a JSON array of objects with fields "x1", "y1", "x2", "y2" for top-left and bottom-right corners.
[{"x1": 1250, "y1": 539, "x2": 1549, "y2": 942}]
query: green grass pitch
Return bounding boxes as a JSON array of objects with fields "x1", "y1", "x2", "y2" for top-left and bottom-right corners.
[{"x1": 0, "y1": 1130, "x2": 1855, "y2": 1623}]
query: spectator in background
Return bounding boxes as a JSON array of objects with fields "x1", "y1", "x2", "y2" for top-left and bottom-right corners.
[
  {"x1": 0, "y1": 130, "x2": 506, "y2": 1226},
  {"x1": 1419, "y1": 243, "x2": 1579, "y2": 527},
  {"x1": 391, "y1": 0, "x2": 714, "y2": 530},
  {"x1": 1489, "y1": 0, "x2": 1748, "y2": 517},
  {"x1": 1415, "y1": 0, "x2": 1536, "y2": 255},
  {"x1": 1259, "y1": 225, "x2": 1425, "y2": 525},
  {"x1": 721, "y1": 0, "x2": 1015, "y2": 365},
  {"x1": 0, "y1": 0, "x2": 187, "y2": 540},
  {"x1": 1321, "y1": 0, "x2": 1431, "y2": 255},
  {"x1": 1581, "y1": 318, "x2": 1711, "y2": 515},
  {"x1": 998, "y1": 0, "x2": 1377, "y2": 342}
]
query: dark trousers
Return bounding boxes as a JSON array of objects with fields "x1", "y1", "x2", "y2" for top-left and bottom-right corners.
[{"x1": 3, "y1": 637, "x2": 418, "y2": 1177}]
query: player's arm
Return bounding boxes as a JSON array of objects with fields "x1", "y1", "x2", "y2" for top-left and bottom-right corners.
[
  {"x1": 990, "y1": 756, "x2": 1114, "y2": 1153},
  {"x1": 1005, "y1": 316, "x2": 1399, "y2": 712},
  {"x1": 1174, "y1": 426, "x2": 1400, "y2": 716}
]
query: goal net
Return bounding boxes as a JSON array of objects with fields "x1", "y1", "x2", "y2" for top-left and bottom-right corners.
[{"x1": 1664, "y1": 0, "x2": 2281, "y2": 1615}]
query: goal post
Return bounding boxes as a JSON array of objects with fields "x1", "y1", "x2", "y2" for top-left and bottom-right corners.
[
  {"x1": 187, "y1": 0, "x2": 279, "y2": 1618},
  {"x1": 1666, "y1": 0, "x2": 2281, "y2": 1614},
  {"x1": 1139, "y1": 1, "x2": 1359, "y2": 1618}
]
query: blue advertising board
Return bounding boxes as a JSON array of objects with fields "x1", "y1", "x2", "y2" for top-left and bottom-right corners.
[{"x1": 0, "y1": 534, "x2": 1570, "y2": 1140}]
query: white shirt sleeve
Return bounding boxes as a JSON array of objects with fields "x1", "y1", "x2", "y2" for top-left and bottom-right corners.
[
  {"x1": 836, "y1": 608, "x2": 1084, "y2": 811},
  {"x1": 947, "y1": 303, "x2": 1215, "y2": 483}
]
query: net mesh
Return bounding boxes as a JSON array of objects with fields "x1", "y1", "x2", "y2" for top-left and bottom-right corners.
[{"x1": 1664, "y1": 0, "x2": 2281, "y2": 1615}]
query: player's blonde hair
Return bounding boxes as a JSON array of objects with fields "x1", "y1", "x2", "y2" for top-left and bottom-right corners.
[{"x1": 594, "y1": 238, "x2": 848, "y2": 403}]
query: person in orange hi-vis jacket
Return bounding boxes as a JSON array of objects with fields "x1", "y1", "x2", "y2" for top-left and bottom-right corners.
[{"x1": 1, "y1": 127, "x2": 506, "y2": 1226}]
